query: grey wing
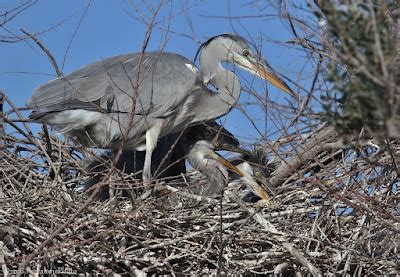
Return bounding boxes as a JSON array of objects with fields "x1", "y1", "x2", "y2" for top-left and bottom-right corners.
[{"x1": 28, "y1": 52, "x2": 202, "y2": 119}]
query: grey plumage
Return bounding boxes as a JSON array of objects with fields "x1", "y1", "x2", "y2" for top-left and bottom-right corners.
[
  {"x1": 28, "y1": 34, "x2": 293, "y2": 183},
  {"x1": 185, "y1": 140, "x2": 230, "y2": 196},
  {"x1": 28, "y1": 53, "x2": 203, "y2": 150}
]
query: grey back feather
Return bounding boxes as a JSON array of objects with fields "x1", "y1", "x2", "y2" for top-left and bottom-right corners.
[{"x1": 28, "y1": 52, "x2": 202, "y2": 119}]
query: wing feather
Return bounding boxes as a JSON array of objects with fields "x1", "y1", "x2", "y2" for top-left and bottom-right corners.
[{"x1": 28, "y1": 52, "x2": 202, "y2": 119}]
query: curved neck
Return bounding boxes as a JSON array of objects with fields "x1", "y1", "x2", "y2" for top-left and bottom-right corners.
[{"x1": 194, "y1": 56, "x2": 241, "y2": 123}]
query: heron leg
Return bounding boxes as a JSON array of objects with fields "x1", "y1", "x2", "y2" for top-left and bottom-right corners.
[{"x1": 143, "y1": 120, "x2": 163, "y2": 186}]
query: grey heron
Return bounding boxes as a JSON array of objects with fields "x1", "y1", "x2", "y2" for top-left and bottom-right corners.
[
  {"x1": 27, "y1": 34, "x2": 293, "y2": 183},
  {"x1": 179, "y1": 121, "x2": 244, "y2": 196}
]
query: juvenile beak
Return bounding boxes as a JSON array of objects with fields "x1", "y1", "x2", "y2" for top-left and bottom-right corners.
[
  {"x1": 216, "y1": 155, "x2": 272, "y2": 202},
  {"x1": 253, "y1": 182, "x2": 271, "y2": 201},
  {"x1": 216, "y1": 156, "x2": 244, "y2": 176}
]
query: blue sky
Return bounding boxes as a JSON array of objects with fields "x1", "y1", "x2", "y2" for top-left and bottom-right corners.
[{"x1": 1, "y1": 0, "x2": 315, "y2": 146}]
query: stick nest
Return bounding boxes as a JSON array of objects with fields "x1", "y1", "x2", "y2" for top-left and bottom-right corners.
[{"x1": 1, "y1": 123, "x2": 399, "y2": 276}]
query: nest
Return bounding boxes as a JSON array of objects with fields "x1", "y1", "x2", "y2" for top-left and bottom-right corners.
[{"x1": 1, "y1": 101, "x2": 399, "y2": 276}]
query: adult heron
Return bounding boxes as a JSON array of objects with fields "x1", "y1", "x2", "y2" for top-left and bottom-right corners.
[{"x1": 28, "y1": 34, "x2": 293, "y2": 183}]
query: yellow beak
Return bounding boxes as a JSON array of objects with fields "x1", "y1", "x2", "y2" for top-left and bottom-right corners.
[
  {"x1": 216, "y1": 156, "x2": 272, "y2": 202},
  {"x1": 216, "y1": 156, "x2": 244, "y2": 176},
  {"x1": 252, "y1": 181, "x2": 271, "y2": 201},
  {"x1": 254, "y1": 63, "x2": 294, "y2": 97},
  {"x1": 236, "y1": 55, "x2": 294, "y2": 97}
]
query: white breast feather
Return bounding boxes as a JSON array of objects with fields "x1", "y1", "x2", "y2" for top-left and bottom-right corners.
[
  {"x1": 185, "y1": 63, "x2": 199, "y2": 74},
  {"x1": 49, "y1": 110, "x2": 103, "y2": 132}
]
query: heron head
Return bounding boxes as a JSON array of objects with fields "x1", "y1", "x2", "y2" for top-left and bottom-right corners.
[
  {"x1": 204, "y1": 121, "x2": 240, "y2": 151},
  {"x1": 197, "y1": 34, "x2": 294, "y2": 96},
  {"x1": 184, "y1": 121, "x2": 239, "y2": 151}
]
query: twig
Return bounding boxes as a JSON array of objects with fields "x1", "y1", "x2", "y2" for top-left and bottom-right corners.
[
  {"x1": 226, "y1": 191, "x2": 322, "y2": 276},
  {"x1": 0, "y1": 242, "x2": 8, "y2": 277},
  {"x1": 19, "y1": 28, "x2": 62, "y2": 77},
  {"x1": 269, "y1": 126, "x2": 338, "y2": 187},
  {"x1": 0, "y1": 91, "x2": 4, "y2": 155}
]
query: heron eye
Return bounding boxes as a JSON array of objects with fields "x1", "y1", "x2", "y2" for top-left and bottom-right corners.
[
  {"x1": 242, "y1": 48, "x2": 250, "y2": 57},
  {"x1": 255, "y1": 171, "x2": 262, "y2": 177},
  {"x1": 214, "y1": 141, "x2": 221, "y2": 148}
]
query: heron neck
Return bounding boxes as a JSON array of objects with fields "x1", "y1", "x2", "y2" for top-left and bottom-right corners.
[{"x1": 195, "y1": 63, "x2": 241, "y2": 122}]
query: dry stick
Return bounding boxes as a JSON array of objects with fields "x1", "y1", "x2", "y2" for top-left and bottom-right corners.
[
  {"x1": 288, "y1": 56, "x2": 322, "y2": 126},
  {"x1": 133, "y1": 220, "x2": 243, "y2": 253},
  {"x1": 217, "y1": 190, "x2": 224, "y2": 273},
  {"x1": 269, "y1": 126, "x2": 338, "y2": 187},
  {"x1": 17, "y1": 3, "x2": 164, "y2": 275},
  {"x1": 226, "y1": 192, "x2": 322, "y2": 276},
  {"x1": 164, "y1": 184, "x2": 218, "y2": 204},
  {"x1": 19, "y1": 28, "x2": 60, "y2": 177},
  {"x1": 0, "y1": 91, "x2": 4, "y2": 156},
  {"x1": 309, "y1": 177, "x2": 400, "y2": 232},
  {"x1": 367, "y1": 0, "x2": 389, "y2": 79},
  {"x1": 111, "y1": 1, "x2": 162, "y2": 183},
  {"x1": 61, "y1": 0, "x2": 91, "y2": 71},
  {"x1": 3, "y1": 95, "x2": 57, "y2": 175},
  {"x1": 20, "y1": 29, "x2": 62, "y2": 77},
  {"x1": 0, "y1": 0, "x2": 37, "y2": 29},
  {"x1": 96, "y1": 2, "x2": 162, "y2": 197},
  {"x1": 15, "y1": 28, "x2": 111, "y2": 277},
  {"x1": 342, "y1": 215, "x2": 367, "y2": 274},
  {"x1": 17, "y1": 174, "x2": 108, "y2": 276},
  {"x1": 0, "y1": 241, "x2": 8, "y2": 277}
]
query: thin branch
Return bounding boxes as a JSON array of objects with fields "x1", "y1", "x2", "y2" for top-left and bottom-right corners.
[{"x1": 19, "y1": 28, "x2": 62, "y2": 77}]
